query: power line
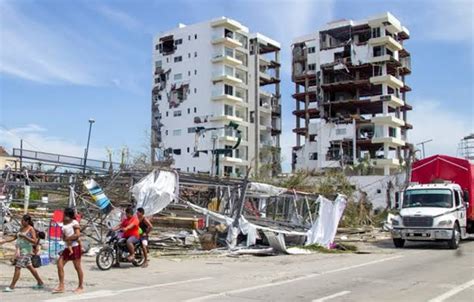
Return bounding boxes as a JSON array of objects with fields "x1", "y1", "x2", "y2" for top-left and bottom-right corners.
[{"x1": 0, "y1": 123, "x2": 44, "y2": 152}]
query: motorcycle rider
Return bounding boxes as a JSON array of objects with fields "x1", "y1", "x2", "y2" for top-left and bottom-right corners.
[{"x1": 112, "y1": 207, "x2": 140, "y2": 262}]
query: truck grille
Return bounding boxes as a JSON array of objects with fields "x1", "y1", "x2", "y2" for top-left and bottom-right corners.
[{"x1": 403, "y1": 216, "x2": 433, "y2": 227}]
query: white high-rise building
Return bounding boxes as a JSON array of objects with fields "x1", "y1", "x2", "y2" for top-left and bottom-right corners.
[
  {"x1": 291, "y1": 12, "x2": 412, "y2": 176},
  {"x1": 151, "y1": 17, "x2": 281, "y2": 177}
]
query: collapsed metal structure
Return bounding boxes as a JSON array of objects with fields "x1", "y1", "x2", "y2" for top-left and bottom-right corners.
[{"x1": 1, "y1": 149, "x2": 320, "y2": 248}]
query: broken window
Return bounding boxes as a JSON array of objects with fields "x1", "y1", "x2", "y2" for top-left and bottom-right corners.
[
  {"x1": 173, "y1": 149, "x2": 181, "y2": 155},
  {"x1": 224, "y1": 166, "x2": 233, "y2": 176},
  {"x1": 326, "y1": 142, "x2": 341, "y2": 161},
  {"x1": 309, "y1": 152, "x2": 318, "y2": 160},
  {"x1": 250, "y1": 111, "x2": 255, "y2": 123},
  {"x1": 168, "y1": 83, "x2": 190, "y2": 108},
  {"x1": 224, "y1": 28, "x2": 234, "y2": 39},
  {"x1": 159, "y1": 35, "x2": 175, "y2": 55},
  {"x1": 225, "y1": 84, "x2": 234, "y2": 96}
]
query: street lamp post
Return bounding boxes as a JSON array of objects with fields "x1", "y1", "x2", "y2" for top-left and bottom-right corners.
[{"x1": 83, "y1": 119, "x2": 95, "y2": 174}]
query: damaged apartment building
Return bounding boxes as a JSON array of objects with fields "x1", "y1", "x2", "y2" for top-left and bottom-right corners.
[
  {"x1": 292, "y1": 12, "x2": 412, "y2": 176},
  {"x1": 151, "y1": 17, "x2": 281, "y2": 177}
]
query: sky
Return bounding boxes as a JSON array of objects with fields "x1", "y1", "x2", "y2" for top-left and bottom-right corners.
[{"x1": 0, "y1": 0, "x2": 473, "y2": 172}]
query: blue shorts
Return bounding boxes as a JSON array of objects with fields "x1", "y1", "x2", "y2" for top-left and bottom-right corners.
[{"x1": 126, "y1": 236, "x2": 139, "y2": 244}]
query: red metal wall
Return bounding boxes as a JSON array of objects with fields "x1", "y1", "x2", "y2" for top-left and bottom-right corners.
[{"x1": 411, "y1": 155, "x2": 474, "y2": 220}]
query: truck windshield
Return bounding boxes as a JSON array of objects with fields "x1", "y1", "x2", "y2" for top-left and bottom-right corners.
[{"x1": 403, "y1": 189, "x2": 453, "y2": 208}]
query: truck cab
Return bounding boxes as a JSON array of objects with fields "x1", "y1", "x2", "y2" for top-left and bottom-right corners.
[{"x1": 391, "y1": 182, "x2": 469, "y2": 249}]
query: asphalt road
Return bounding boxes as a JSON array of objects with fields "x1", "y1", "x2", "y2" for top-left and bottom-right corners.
[{"x1": 0, "y1": 239, "x2": 473, "y2": 302}]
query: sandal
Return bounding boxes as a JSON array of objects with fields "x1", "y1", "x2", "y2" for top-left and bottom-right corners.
[{"x1": 32, "y1": 284, "x2": 45, "y2": 290}]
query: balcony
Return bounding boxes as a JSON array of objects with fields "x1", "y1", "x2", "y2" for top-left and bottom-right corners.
[
  {"x1": 211, "y1": 93, "x2": 244, "y2": 104},
  {"x1": 369, "y1": 36, "x2": 403, "y2": 52},
  {"x1": 371, "y1": 94, "x2": 404, "y2": 108},
  {"x1": 212, "y1": 36, "x2": 242, "y2": 48},
  {"x1": 212, "y1": 54, "x2": 242, "y2": 66},
  {"x1": 370, "y1": 54, "x2": 394, "y2": 64},
  {"x1": 212, "y1": 73, "x2": 243, "y2": 85},
  {"x1": 371, "y1": 115, "x2": 405, "y2": 127},
  {"x1": 371, "y1": 136, "x2": 406, "y2": 147},
  {"x1": 219, "y1": 135, "x2": 239, "y2": 144},
  {"x1": 370, "y1": 75, "x2": 404, "y2": 89},
  {"x1": 210, "y1": 115, "x2": 243, "y2": 123},
  {"x1": 371, "y1": 158, "x2": 401, "y2": 168},
  {"x1": 210, "y1": 18, "x2": 245, "y2": 31}
]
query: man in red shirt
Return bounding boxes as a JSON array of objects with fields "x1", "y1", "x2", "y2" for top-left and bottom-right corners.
[{"x1": 113, "y1": 207, "x2": 140, "y2": 262}]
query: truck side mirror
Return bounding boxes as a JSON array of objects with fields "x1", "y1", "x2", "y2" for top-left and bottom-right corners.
[
  {"x1": 463, "y1": 190, "x2": 469, "y2": 203},
  {"x1": 395, "y1": 192, "x2": 400, "y2": 209}
]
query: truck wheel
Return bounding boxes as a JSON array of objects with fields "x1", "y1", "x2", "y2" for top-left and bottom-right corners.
[
  {"x1": 393, "y1": 238, "x2": 405, "y2": 248},
  {"x1": 447, "y1": 223, "x2": 461, "y2": 250}
]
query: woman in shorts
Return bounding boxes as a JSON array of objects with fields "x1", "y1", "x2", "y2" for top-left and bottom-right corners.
[{"x1": 3, "y1": 214, "x2": 44, "y2": 292}]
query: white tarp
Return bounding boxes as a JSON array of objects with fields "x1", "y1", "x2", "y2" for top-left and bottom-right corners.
[
  {"x1": 186, "y1": 201, "x2": 306, "y2": 248},
  {"x1": 306, "y1": 195, "x2": 347, "y2": 248},
  {"x1": 131, "y1": 170, "x2": 178, "y2": 216},
  {"x1": 246, "y1": 182, "x2": 287, "y2": 197}
]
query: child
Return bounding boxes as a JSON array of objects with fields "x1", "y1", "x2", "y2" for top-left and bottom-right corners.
[{"x1": 62, "y1": 208, "x2": 81, "y2": 256}]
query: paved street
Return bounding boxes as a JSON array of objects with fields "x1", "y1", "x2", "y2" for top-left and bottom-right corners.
[{"x1": 0, "y1": 240, "x2": 473, "y2": 302}]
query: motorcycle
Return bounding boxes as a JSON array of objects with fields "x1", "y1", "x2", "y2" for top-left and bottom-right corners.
[{"x1": 96, "y1": 230, "x2": 145, "y2": 270}]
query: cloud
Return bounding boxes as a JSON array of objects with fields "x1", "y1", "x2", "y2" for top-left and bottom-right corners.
[
  {"x1": 96, "y1": 5, "x2": 143, "y2": 31},
  {"x1": 409, "y1": 99, "x2": 473, "y2": 157},
  {"x1": 412, "y1": 0, "x2": 473, "y2": 43},
  {"x1": 0, "y1": 2, "x2": 100, "y2": 85},
  {"x1": 0, "y1": 124, "x2": 106, "y2": 160}
]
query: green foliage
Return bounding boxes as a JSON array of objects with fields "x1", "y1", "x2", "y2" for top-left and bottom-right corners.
[
  {"x1": 302, "y1": 243, "x2": 358, "y2": 253},
  {"x1": 278, "y1": 171, "x2": 310, "y2": 191},
  {"x1": 316, "y1": 170, "x2": 355, "y2": 198}
]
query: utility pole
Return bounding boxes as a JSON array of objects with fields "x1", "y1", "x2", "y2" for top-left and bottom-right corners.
[
  {"x1": 416, "y1": 139, "x2": 433, "y2": 159},
  {"x1": 83, "y1": 119, "x2": 95, "y2": 174}
]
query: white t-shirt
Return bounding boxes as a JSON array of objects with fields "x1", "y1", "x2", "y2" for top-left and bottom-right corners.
[{"x1": 62, "y1": 220, "x2": 79, "y2": 247}]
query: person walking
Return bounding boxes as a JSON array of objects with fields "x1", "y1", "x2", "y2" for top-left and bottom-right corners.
[
  {"x1": 2, "y1": 214, "x2": 44, "y2": 292},
  {"x1": 52, "y1": 207, "x2": 84, "y2": 294}
]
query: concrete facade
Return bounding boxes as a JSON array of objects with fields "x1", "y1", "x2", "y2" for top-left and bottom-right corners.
[
  {"x1": 151, "y1": 18, "x2": 281, "y2": 177},
  {"x1": 292, "y1": 12, "x2": 412, "y2": 176}
]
